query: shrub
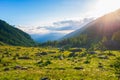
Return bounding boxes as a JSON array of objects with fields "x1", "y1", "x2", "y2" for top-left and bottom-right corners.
[
  {"x1": 36, "y1": 60, "x2": 52, "y2": 67},
  {"x1": 110, "y1": 57, "x2": 120, "y2": 79},
  {"x1": 84, "y1": 60, "x2": 90, "y2": 64}
]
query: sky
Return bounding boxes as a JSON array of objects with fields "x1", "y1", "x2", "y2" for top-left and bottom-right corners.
[
  {"x1": 0, "y1": 0, "x2": 120, "y2": 42},
  {"x1": 0, "y1": 0, "x2": 93, "y2": 26},
  {"x1": 0, "y1": 0, "x2": 120, "y2": 27}
]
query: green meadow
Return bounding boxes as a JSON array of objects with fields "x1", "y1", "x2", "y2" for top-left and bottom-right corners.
[{"x1": 0, "y1": 45, "x2": 120, "y2": 80}]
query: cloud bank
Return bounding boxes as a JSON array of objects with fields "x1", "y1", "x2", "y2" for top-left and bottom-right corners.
[{"x1": 17, "y1": 18, "x2": 94, "y2": 42}]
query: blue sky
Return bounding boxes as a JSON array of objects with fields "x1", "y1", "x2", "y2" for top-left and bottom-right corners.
[
  {"x1": 0, "y1": 0, "x2": 96, "y2": 26},
  {"x1": 0, "y1": 0, "x2": 120, "y2": 26},
  {"x1": 0, "y1": 0, "x2": 120, "y2": 42}
]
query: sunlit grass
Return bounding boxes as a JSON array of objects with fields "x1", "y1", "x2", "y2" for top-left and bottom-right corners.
[{"x1": 0, "y1": 45, "x2": 119, "y2": 80}]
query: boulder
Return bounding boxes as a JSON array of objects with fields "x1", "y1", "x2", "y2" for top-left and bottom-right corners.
[
  {"x1": 4, "y1": 68, "x2": 10, "y2": 71},
  {"x1": 89, "y1": 51, "x2": 97, "y2": 54},
  {"x1": 41, "y1": 77, "x2": 49, "y2": 80},
  {"x1": 13, "y1": 65, "x2": 22, "y2": 70},
  {"x1": 36, "y1": 52, "x2": 47, "y2": 56},
  {"x1": 74, "y1": 66, "x2": 84, "y2": 70},
  {"x1": 21, "y1": 67, "x2": 28, "y2": 70},
  {"x1": 13, "y1": 65, "x2": 28, "y2": 70},
  {"x1": 98, "y1": 55, "x2": 108, "y2": 59},
  {"x1": 18, "y1": 56, "x2": 31, "y2": 59},
  {"x1": 68, "y1": 52, "x2": 77, "y2": 57},
  {"x1": 59, "y1": 55, "x2": 64, "y2": 60}
]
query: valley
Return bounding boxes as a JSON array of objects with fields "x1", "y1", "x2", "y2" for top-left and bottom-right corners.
[{"x1": 0, "y1": 1, "x2": 120, "y2": 80}]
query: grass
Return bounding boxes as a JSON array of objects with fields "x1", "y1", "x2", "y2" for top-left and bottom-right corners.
[{"x1": 0, "y1": 45, "x2": 120, "y2": 80}]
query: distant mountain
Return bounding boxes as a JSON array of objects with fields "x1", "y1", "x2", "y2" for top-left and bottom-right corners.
[
  {"x1": 0, "y1": 19, "x2": 35, "y2": 46},
  {"x1": 62, "y1": 9, "x2": 120, "y2": 49},
  {"x1": 31, "y1": 33, "x2": 65, "y2": 43},
  {"x1": 16, "y1": 18, "x2": 94, "y2": 43}
]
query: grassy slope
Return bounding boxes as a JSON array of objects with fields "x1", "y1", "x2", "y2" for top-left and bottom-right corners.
[
  {"x1": 0, "y1": 45, "x2": 120, "y2": 80},
  {"x1": 0, "y1": 19, "x2": 35, "y2": 46}
]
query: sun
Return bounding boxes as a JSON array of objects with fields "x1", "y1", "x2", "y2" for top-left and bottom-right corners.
[{"x1": 87, "y1": 0, "x2": 120, "y2": 18}]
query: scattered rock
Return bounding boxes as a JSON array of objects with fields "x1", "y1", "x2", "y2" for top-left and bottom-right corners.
[
  {"x1": 13, "y1": 65, "x2": 22, "y2": 70},
  {"x1": 74, "y1": 66, "x2": 84, "y2": 70},
  {"x1": 89, "y1": 51, "x2": 97, "y2": 54},
  {"x1": 98, "y1": 63, "x2": 103, "y2": 68},
  {"x1": 41, "y1": 52, "x2": 47, "y2": 55},
  {"x1": 48, "y1": 51, "x2": 56, "y2": 54},
  {"x1": 21, "y1": 67, "x2": 28, "y2": 70},
  {"x1": 69, "y1": 48, "x2": 82, "y2": 53},
  {"x1": 4, "y1": 68, "x2": 10, "y2": 71},
  {"x1": 37, "y1": 60, "x2": 43, "y2": 64},
  {"x1": 56, "y1": 68, "x2": 65, "y2": 70},
  {"x1": 3, "y1": 63, "x2": 9, "y2": 66},
  {"x1": 46, "y1": 68, "x2": 52, "y2": 70},
  {"x1": 13, "y1": 65, "x2": 28, "y2": 70},
  {"x1": 68, "y1": 52, "x2": 77, "y2": 57},
  {"x1": 107, "y1": 53, "x2": 115, "y2": 56},
  {"x1": 36, "y1": 52, "x2": 47, "y2": 56},
  {"x1": 41, "y1": 77, "x2": 49, "y2": 80},
  {"x1": 18, "y1": 56, "x2": 31, "y2": 59},
  {"x1": 59, "y1": 55, "x2": 64, "y2": 60},
  {"x1": 58, "y1": 48, "x2": 65, "y2": 52},
  {"x1": 98, "y1": 55, "x2": 108, "y2": 59}
]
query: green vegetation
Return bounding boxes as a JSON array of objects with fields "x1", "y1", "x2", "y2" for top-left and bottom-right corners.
[
  {"x1": 0, "y1": 19, "x2": 35, "y2": 46},
  {"x1": 42, "y1": 31, "x2": 120, "y2": 50},
  {"x1": 0, "y1": 45, "x2": 120, "y2": 80}
]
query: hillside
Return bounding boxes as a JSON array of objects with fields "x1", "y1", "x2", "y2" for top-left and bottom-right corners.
[
  {"x1": 62, "y1": 9, "x2": 120, "y2": 49},
  {"x1": 0, "y1": 19, "x2": 35, "y2": 46}
]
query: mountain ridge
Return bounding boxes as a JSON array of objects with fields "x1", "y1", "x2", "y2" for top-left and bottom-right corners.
[
  {"x1": 61, "y1": 9, "x2": 120, "y2": 49},
  {"x1": 0, "y1": 19, "x2": 35, "y2": 46}
]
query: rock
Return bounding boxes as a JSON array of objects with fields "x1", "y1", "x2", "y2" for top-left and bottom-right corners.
[
  {"x1": 4, "y1": 68, "x2": 10, "y2": 71},
  {"x1": 107, "y1": 53, "x2": 115, "y2": 56},
  {"x1": 68, "y1": 52, "x2": 77, "y2": 57},
  {"x1": 98, "y1": 63, "x2": 103, "y2": 68},
  {"x1": 13, "y1": 65, "x2": 28, "y2": 70},
  {"x1": 74, "y1": 67, "x2": 84, "y2": 70},
  {"x1": 98, "y1": 65, "x2": 103, "y2": 68},
  {"x1": 89, "y1": 51, "x2": 96, "y2": 54},
  {"x1": 36, "y1": 53, "x2": 41, "y2": 56},
  {"x1": 98, "y1": 55, "x2": 108, "y2": 59},
  {"x1": 59, "y1": 55, "x2": 64, "y2": 60},
  {"x1": 41, "y1": 52, "x2": 47, "y2": 55},
  {"x1": 18, "y1": 56, "x2": 31, "y2": 59},
  {"x1": 36, "y1": 52, "x2": 47, "y2": 56},
  {"x1": 37, "y1": 60, "x2": 43, "y2": 64},
  {"x1": 13, "y1": 65, "x2": 22, "y2": 70},
  {"x1": 41, "y1": 77, "x2": 49, "y2": 80},
  {"x1": 58, "y1": 48, "x2": 65, "y2": 52},
  {"x1": 56, "y1": 68, "x2": 65, "y2": 70},
  {"x1": 21, "y1": 67, "x2": 28, "y2": 70}
]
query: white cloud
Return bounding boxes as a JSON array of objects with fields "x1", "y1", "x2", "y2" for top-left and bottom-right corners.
[
  {"x1": 16, "y1": 17, "x2": 94, "y2": 42},
  {"x1": 17, "y1": 17, "x2": 94, "y2": 35},
  {"x1": 17, "y1": 26, "x2": 50, "y2": 35}
]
